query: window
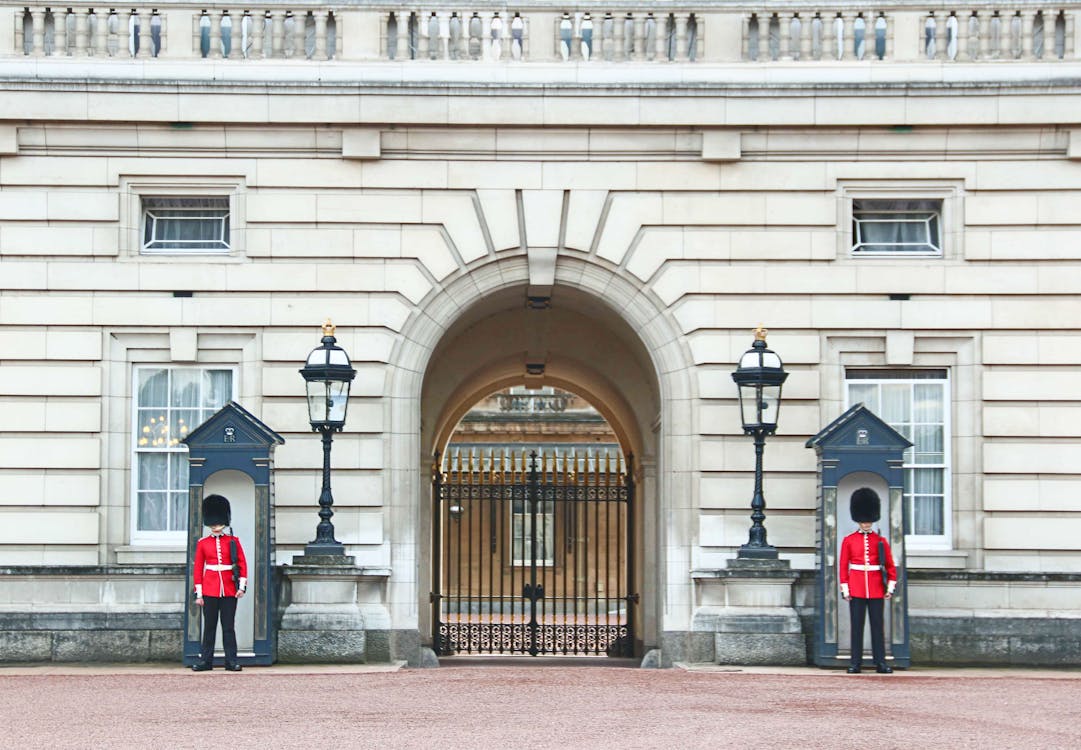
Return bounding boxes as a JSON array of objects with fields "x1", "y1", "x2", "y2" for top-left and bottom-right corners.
[
  {"x1": 851, "y1": 199, "x2": 942, "y2": 255},
  {"x1": 142, "y1": 197, "x2": 230, "y2": 253},
  {"x1": 846, "y1": 370, "x2": 950, "y2": 546},
  {"x1": 132, "y1": 366, "x2": 234, "y2": 540},
  {"x1": 511, "y1": 498, "x2": 555, "y2": 566}
]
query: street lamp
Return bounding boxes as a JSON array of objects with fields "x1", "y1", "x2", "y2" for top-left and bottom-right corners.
[
  {"x1": 299, "y1": 318, "x2": 356, "y2": 557},
  {"x1": 731, "y1": 326, "x2": 788, "y2": 560}
]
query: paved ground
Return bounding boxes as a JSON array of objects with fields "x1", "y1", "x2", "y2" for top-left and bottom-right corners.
[{"x1": 3, "y1": 659, "x2": 1080, "y2": 749}]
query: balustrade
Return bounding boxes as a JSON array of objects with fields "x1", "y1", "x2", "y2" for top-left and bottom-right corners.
[{"x1": 7, "y1": 3, "x2": 1079, "y2": 64}]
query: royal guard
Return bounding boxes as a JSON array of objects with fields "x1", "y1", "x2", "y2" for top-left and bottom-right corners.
[
  {"x1": 192, "y1": 494, "x2": 247, "y2": 672},
  {"x1": 839, "y1": 487, "x2": 897, "y2": 674}
]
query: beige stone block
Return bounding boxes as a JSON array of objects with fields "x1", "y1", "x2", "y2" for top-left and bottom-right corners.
[
  {"x1": 699, "y1": 401, "x2": 821, "y2": 438},
  {"x1": 540, "y1": 162, "x2": 637, "y2": 191},
  {"x1": 0, "y1": 296, "x2": 95, "y2": 326},
  {"x1": 0, "y1": 91, "x2": 89, "y2": 123},
  {"x1": 401, "y1": 226, "x2": 458, "y2": 281},
  {"x1": 726, "y1": 96, "x2": 816, "y2": 127},
  {"x1": 247, "y1": 193, "x2": 318, "y2": 223},
  {"x1": 982, "y1": 406, "x2": 1040, "y2": 437},
  {"x1": 45, "y1": 401, "x2": 101, "y2": 433},
  {"x1": 635, "y1": 161, "x2": 723, "y2": 191},
  {"x1": 495, "y1": 128, "x2": 586, "y2": 154},
  {"x1": 982, "y1": 335, "x2": 1039, "y2": 365},
  {"x1": 253, "y1": 159, "x2": 364, "y2": 189},
  {"x1": 700, "y1": 511, "x2": 814, "y2": 548},
  {"x1": 701, "y1": 130, "x2": 741, "y2": 162},
  {"x1": 638, "y1": 97, "x2": 727, "y2": 127},
  {"x1": 856, "y1": 265, "x2": 946, "y2": 295},
  {"x1": 423, "y1": 191, "x2": 488, "y2": 263},
  {"x1": 271, "y1": 228, "x2": 353, "y2": 258},
  {"x1": 1, "y1": 226, "x2": 97, "y2": 256},
  {"x1": 0, "y1": 401, "x2": 45, "y2": 431},
  {"x1": 342, "y1": 128, "x2": 381, "y2": 160},
  {"x1": 564, "y1": 190, "x2": 607, "y2": 253},
  {"x1": 358, "y1": 159, "x2": 448, "y2": 190},
  {"x1": 975, "y1": 160, "x2": 1081, "y2": 191},
  {"x1": 0, "y1": 123, "x2": 15, "y2": 155},
  {"x1": 41, "y1": 262, "x2": 130, "y2": 292},
  {"x1": 990, "y1": 229, "x2": 1081, "y2": 260},
  {"x1": 700, "y1": 473, "x2": 816, "y2": 511},
  {"x1": 966, "y1": 194, "x2": 1039, "y2": 225},
  {"x1": 361, "y1": 95, "x2": 450, "y2": 126},
  {"x1": 988, "y1": 297, "x2": 1080, "y2": 329},
  {"x1": 628, "y1": 229, "x2": 682, "y2": 284},
  {"x1": 317, "y1": 192, "x2": 422, "y2": 223},
  {"x1": 985, "y1": 517, "x2": 1081, "y2": 550},
  {"x1": 45, "y1": 192, "x2": 119, "y2": 222},
  {"x1": 0, "y1": 191, "x2": 47, "y2": 219},
  {"x1": 721, "y1": 161, "x2": 829, "y2": 192},
  {"x1": 521, "y1": 190, "x2": 564, "y2": 247},
  {"x1": 2, "y1": 155, "x2": 110, "y2": 187},
  {"x1": 663, "y1": 192, "x2": 765, "y2": 226},
  {"x1": 900, "y1": 298, "x2": 992, "y2": 329},
  {"x1": 729, "y1": 230, "x2": 816, "y2": 261},
  {"x1": 0, "y1": 366, "x2": 101, "y2": 397},
  {"x1": 446, "y1": 161, "x2": 542, "y2": 190},
  {"x1": 984, "y1": 370, "x2": 1080, "y2": 401},
  {"x1": 350, "y1": 227, "x2": 403, "y2": 260},
  {"x1": 946, "y1": 265, "x2": 1039, "y2": 295},
  {"x1": 449, "y1": 96, "x2": 545, "y2": 127},
  {"x1": 0, "y1": 437, "x2": 100, "y2": 469},
  {"x1": 811, "y1": 298, "x2": 901, "y2": 329},
  {"x1": 476, "y1": 190, "x2": 521, "y2": 252},
  {"x1": 984, "y1": 442, "x2": 1081, "y2": 474},
  {"x1": 543, "y1": 96, "x2": 641, "y2": 126},
  {"x1": 984, "y1": 478, "x2": 1081, "y2": 512},
  {"x1": 385, "y1": 263, "x2": 432, "y2": 305},
  {"x1": 763, "y1": 194, "x2": 836, "y2": 226},
  {"x1": 596, "y1": 193, "x2": 661, "y2": 264}
]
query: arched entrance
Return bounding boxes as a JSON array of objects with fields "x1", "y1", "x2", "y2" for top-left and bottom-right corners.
[
  {"x1": 433, "y1": 388, "x2": 635, "y2": 656},
  {"x1": 384, "y1": 255, "x2": 695, "y2": 664}
]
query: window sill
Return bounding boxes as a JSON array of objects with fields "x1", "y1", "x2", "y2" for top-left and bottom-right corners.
[
  {"x1": 905, "y1": 549, "x2": 968, "y2": 570},
  {"x1": 116, "y1": 545, "x2": 186, "y2": 565}
]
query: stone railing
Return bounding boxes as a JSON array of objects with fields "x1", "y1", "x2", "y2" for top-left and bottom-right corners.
[{"x1": 5, "y1": 2, "x2": 1079, "y2": 63}]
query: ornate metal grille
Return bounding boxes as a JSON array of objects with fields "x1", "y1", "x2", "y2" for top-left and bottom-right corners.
[{"x1": 432, "y1": 449, "x2": 636, "y2": 657}]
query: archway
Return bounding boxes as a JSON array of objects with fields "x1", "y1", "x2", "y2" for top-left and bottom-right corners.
[{"x1": 383, "y1": 255, "x2": 695, "y2": 663}]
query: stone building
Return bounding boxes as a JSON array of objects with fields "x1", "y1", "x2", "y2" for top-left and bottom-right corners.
[{"x1": 1, "y1": 2, "x2": 1080, "y2": 665}]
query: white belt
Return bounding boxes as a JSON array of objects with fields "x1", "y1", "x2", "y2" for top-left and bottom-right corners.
[
  {"x1": 204, "y1": 564, "x2": 233, "y2": 571},
  {"x1": 849, "y1": 564, "x2": 881, "y2": 571}
]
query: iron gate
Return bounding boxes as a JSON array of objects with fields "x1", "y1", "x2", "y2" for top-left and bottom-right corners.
[{"x1": 432, "y1": 449, "x2": 636, "y2": 656}]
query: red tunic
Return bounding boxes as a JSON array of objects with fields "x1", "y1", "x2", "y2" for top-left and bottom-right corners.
[
  {"x1": 193, "y1": 533, "x2": 248, "y2": 598},
  {"x1": 839, "y1": 530, "x2": 897, "y2": 599}
]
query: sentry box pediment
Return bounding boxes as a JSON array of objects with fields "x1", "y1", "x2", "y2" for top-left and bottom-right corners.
[{"x1": 806, "y1": 403, "x2": 912, "y2": 669}]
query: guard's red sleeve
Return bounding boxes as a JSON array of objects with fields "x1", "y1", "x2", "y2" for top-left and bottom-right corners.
[
  {"x1": 236, "y1": 538, "x2": 248, "y2": 579},
  {"x1": 838, "y1": 535, "x2": 850, "y2": 586},
  {"x1": 193, "y1": 538, "x2": 205, "y2": 587},
  {"x1": 882, "y1": 537, "x2": 897, "y2": 583}
]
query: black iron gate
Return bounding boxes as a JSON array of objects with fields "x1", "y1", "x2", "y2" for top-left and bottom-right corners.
[{"x1": 432, "y1": 449, "x2": 636, "y2": 656}]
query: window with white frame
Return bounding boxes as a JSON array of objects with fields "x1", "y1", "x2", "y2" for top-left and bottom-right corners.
[
  {"x1": 141, "y1": 196, "x2": 231, "y2": 253},
  {"x1": 851, "y1": 199, "x2": 942, "y2": 255},
  {"x1": 846, "y1": 370, "x2": 950, "y2": 546},
  {"x1": 132, "y1": 366, "x2": 234, "y2": 540}
]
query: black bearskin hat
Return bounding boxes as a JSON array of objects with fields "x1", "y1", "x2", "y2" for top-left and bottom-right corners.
[
  {"x1": 202, "y1": 494, "x2": 231, "y2": 527},
  {"x1": 850, "y1": 487, "x2": 881, "y2": 523}
]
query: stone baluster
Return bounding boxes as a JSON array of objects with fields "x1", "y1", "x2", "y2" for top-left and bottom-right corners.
[
  {"x1": 831, "y1": 14, "x2": 844, "y2": 60},
  {"x1": 612, "y1": 12, "x2": 624, "y2": 61},
  {"x1": 983, "y1": 11, "x2": 996, "y2": 59},
  {"x1": 1021, "y1": 9, "x2": 1038, "y2": 59},
  {"x1": 99, "y1": 8, "x2": 113, "y2": 56},
  {"x1": 955, "y1": 13, "x2": 968, "y2": 61},
  {"x1": 633, "y1": 14, "x2": 646, "y2": 61},
  {"x1": 207, "y1": 11, "x2": 221, "y2": 58},
  {"x1": 74, "y1": 8, "x2": 89, "y2": 56},
  {"x1": 940, "y1": 13, "x2": 953, "y2": 61},
  {"x1": 672, "y1": 13, "x2": 686, "y2": 62},
  {"x1": 400, "y1": 10, "x2": 413, "y2": 60},
  {"x1": 777, "y1": 12, "x2": 791, "y2": 60},
  {"x1": 138, "y1": 9, "x2": 153, "y2": 58},
  {"x1": 655, "y1": 13, "x2": 667, "y2": 61},
  {"x1": 250, "y1": 12, "x2": 265, "y2": 59},
  {"x1": 965, "y1": 12, "x2": 979, "y2": 60},
  {"x1": 415, "y1": 12, "x2": 428, "y2": 59},
  {"x1": 758, "y1": 14, "x2": 771, "y2": 61},
  {"x1": 800, "y1": 14, "x2": 813, "y2": 61},
  {"x1": 314, "y1": 11, "x2": 329, "y2": 60},
  {"x1": 271, "y1": 10, "x2": 285, "y2": 58},
  {"x1": 224, "y1": 11, "x2": 237, "y2": 60},
  {"x1": 30, "y1": 7, "x2": 46, "y2": 56},
  {"x1": 53, "y1": 8, "x2": 69, "y2": 56},
  {"x1": 1066, "y1": 12, "x2": 1076, "y2": 60},
  {"x1": 296, "y1": 11, "x2": 310, "y2": 59},
  {"x1": 499, "y1": 14, "x2": 511, "y2": 60}
]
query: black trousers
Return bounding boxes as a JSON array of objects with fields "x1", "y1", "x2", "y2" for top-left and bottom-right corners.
[
  {"x1": 849, "y1": 597, "x2": 886, "y2": 667},
  {"x1": 200, "y1": 596, "x2": 238, "y2": 665}
]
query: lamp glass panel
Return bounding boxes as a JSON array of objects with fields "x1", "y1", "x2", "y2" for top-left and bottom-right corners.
[
  {"x1": 328, "y1": 380, "x2": 350, "y2": 423},
  {"x1": 306, "y1": 379, "x2": 328, "y2": 423},
  {"x1": 759, "y1": 383, "x2": 782, "y2": 426},
  {"x1": 737, "y1": 382, "x2": 756, "y2": 428}
]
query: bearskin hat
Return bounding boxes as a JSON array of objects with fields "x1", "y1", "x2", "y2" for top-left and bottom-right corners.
[
  {"x1": 202, "y1": 494, "x2": 231, "y2": 527},
  {"x1": 850, "y1": 487, "x2": 881, "y2": 523}
]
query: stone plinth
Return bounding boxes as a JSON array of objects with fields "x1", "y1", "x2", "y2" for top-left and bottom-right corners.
[
  {"x1": 692, "y1": 559, "x2": 806, "y2": 666},
  {"x1": 277, "y1": 561, "x2": 391, "y2": 663}
]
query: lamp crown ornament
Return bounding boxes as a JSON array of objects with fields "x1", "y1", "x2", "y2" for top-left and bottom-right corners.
[
  {"x1": 754, "y1": 324, "x2": 768, "y2": 342},
  {"x1": 322, "y1": 317, "x2": 336, "y2": 338}
]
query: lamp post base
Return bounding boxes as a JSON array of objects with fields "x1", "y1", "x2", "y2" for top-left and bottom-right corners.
[
  {"x1": 737, "y1": 544, "x2": 779, "y2": 561},
  {"x1": 295, "y1": 542, "x2": 354, "y2": 565}
]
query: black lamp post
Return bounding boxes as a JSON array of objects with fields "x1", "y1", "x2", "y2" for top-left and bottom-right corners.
[
  {"x1": 731, "y1": 326, "x2": 788, "y2": 560},
  {"x1": 299, "y1": 318, "x2": 356, "y2": 557}
]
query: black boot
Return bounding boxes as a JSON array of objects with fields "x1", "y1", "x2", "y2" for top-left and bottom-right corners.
[
  {"x1": 224, "y1": 663, "x2": 242, "y2": 672},
  {"x1": 846, "y1": 665, "x2": 861, "y2": 674},
  {"x1": 875, "y1": 663, "x2": 893, "y2": 674},
  {"x1": 192, "y1": 662, "x2": 212, "y2": 672}
]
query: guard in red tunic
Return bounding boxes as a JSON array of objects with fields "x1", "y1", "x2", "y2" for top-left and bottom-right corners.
[
  {"x1": 192, "y1": 494, "x2": 247, "y2": 672},
  {"x1": 839, "y1": 487, "x2": 897, "y2": 674}
]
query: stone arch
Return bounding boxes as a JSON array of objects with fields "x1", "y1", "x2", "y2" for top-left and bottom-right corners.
[{"x1": 383, "y1": 253, "x2": 695, "y2": 659}]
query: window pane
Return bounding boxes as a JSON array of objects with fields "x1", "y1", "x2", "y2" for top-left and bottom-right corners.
[
  {"x1": 170, "y1": 369, "x2": 200, "y2": 408},
  {"x1": 910, "y1": 468, "x2": 944, "y2": 494},
  {"x1": 880, "y1": 384, "x2": 911, "y2": 423},
  {"x1": 138, "y1": 453, "x2": 167, "y2": 490},
  {"x1": 169, "y1": 453, "x2": 188, "y2": 491},
  {"x1": 913, "y1": 425, "x2": 944, "y2": 463},
  {"x1": 169, "y1": 491, "x2": 187, "y2": 531},
  {"x1": 138, "y1": 369, "x2": 169, "y2": 408},
  {"x1": 204, "y1": 370, "x2": 232, "y2": 409},
  {"x1": 170, "y1": 409, "x2": 199, "y2": 445},
  {"x1": 137, "y1": 410, "x2": 169, "y2": 448},
  {"x1": 138, "y1": 491, "x2": 167, "y2": 531},
  {"x1": 849, "y1": 383, "x2": 878, "y2": 412},
  {"x1": 913, "y1": 383, "x2": 944, "y2": 422},
  {"x1": 910, "y1": 495, "x2": 944, "y2": 535}
]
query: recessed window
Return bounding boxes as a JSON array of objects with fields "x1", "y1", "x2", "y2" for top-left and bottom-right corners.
[
  {"x1": 851, "y1": 199, "x2": 942, "y2": 255},
  {"x1": 142, "y1": 196, "x2": 230, "y2": 253},
  {"x1": 846, "y1": 369, "x2": 950, "y2": 546},
  {"x1": 132, "y1": 366, "x2": 234, "y2": 539}
]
